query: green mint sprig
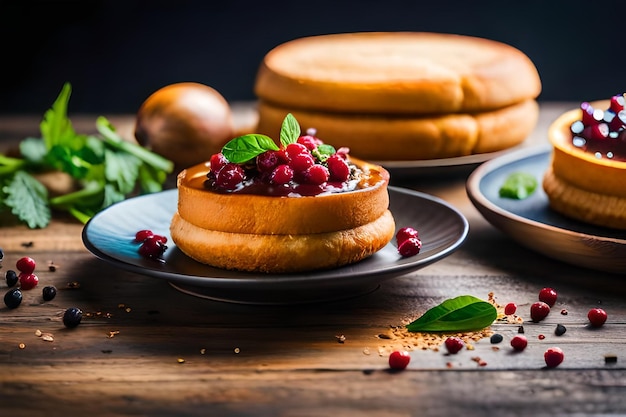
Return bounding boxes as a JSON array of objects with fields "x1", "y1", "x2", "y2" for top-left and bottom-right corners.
[
  {"x1": 0, "y1": 82, "x2": 174, "y2": 228},
  {"x1": 406, "y1": 295, "x2": 497, "y2": 332}
]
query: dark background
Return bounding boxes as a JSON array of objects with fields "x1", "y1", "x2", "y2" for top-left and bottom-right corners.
[{"x1": 2, "y1": 0, "x2": 625, "y2": 115}]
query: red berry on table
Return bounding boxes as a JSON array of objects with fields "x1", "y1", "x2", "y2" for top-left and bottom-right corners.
[
  {"x1": 398, "y1": 237, "x2": 422, "y2": 257},
  {"x1": 587, "y1": 308, "x2": 607, "y2": 327},
  {"x1": 16, "y1": 256, "x2": 36, "y2": 274},
  {"x1": 396, "y1": 227, "x2": 419, "y2": 245},
  {"x1": 18, "y1": 272, "x2": 39, "y2": 290},
  {"x1": 544, "y1": 347, "x2": 564, "y2": 368},
  {"x1": 504, "y1": 302, "x2": 517, "y2": 315},
  {"x1": 444, "y1": 337, "x2": 464, "y2": 354},
  {"x1": 388, "y1": 350, "x2": 411, "y2": 370},
  {"x1": 510, "y1": 335, "x2": 528, "y2": 351},
  {"x1": 538, "y1": 287, "x2": 558, "y2": 307},
  {"x1": 530, "y1": 301, "x2": 551, "y2": 322}
]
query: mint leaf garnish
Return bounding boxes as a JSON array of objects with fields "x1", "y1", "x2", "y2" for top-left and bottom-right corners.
[
  {"x1": 222, "y1": 134, "x2": 279, "y2": 163},
  {"x1": 279, "y1": 113, "x2": 301, "y2": 147},
  {"x1": 406, "y1": 295, "x2": 497, "y2": 332}
]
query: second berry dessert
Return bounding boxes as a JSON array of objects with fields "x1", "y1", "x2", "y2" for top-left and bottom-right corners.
[{"x1": 170, "y1": 114, "x2": 396, "y2": 273}]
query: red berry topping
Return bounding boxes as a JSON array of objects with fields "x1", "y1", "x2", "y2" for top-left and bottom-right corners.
[
  {"x1": 388, "y1": 350, "x2": 411, "y2": 370},
  {"x1": 302, "y1": 164, "x2": 329, "y2": 185},
  {"x1": 285, "y1": 143, "x2": 309, "y2": 159},
  {"x1": 538, "y1": 287, "x2": 558, "y2": 307},
  {"x1": 215, "y1": 163, "x2": 245, "y2": 190},
  {"x1": 18, "y1": 272, "x2": 39, "y2": 290},
  {"x1": 587, "y1": 308, "x2": 607, "y2": 327},
  {"x1": 395, "y1": 227, "x2": 419, "y2": 245},
  {"x1": 444, "y1": 337, "x2": 464, "y2": 354},
  {"x1": 327, "y1": 154, "x2": 350, "y2": 182},
  {"x1": 504, "y1": 302, "x2": 517, "y2": 316},
  {"x1": 297, "y1": 135, "x2": 320, "y2": 151},
  {"x1": 16, "y1": 256, "x2": 36, "y2": 274},
  {"x1": 270, "y1": 164, "x2": 294, "y2": 185},
  {"x1": 510, "y1": 335, "x2": 528, "y2": 351},
  {"x1": 530, "y1": 301, "x2": 551, "y2": 322},
  {"x1": 398, "y1": 237, "x2": 422, "y2": 257},
  {"x1": 209, "y1": 152, "x2": 228, "y2": 173},
  {"x1": 256, "y1": 150, "x2": 281, "y2": 173},
  {"x1": 134, "y1": 229, "x2": 154, "y2": 242},
  {"x1": 544, "y1": 347, "x2": 564, "y2": 368},
  {"x1": 288, "y1": 151, "x2": 315, "y2": 172}
]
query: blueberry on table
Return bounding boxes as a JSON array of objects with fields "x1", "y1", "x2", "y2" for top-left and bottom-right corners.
[
  {"x1": 4, "y1": 288, "x2": 23, "y2": 309},
  {"x1": 63, "y1": 307, "x2": 83, "y2": 328}
]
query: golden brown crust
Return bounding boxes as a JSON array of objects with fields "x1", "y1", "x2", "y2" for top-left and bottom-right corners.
[
  {"x1": 170, "y1": 210, "x2": 396, "y2": 273},
  {"x1": 175, "y1": 157, "x2": 391, "y2": 234},
  {"x1": 543, "y1": 167, "x2": 626, "y2": 229},
  {"x1": 254, "y1": 32, "x2": 541, "y2": 115},
  {"x1": 255, "y1": 99, "x2": 538, "y2": 160}
]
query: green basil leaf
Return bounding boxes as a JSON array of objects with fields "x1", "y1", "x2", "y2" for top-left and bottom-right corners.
[
  {"x1": 406, "y1": 295, "x2": 497, "y2": 332},
  {"x1": 222, "y1": 134, "x2": 279, "y2": 163},
  {"x1": 499, "y1": 172, "x2": 537, "y2": 199},
  {"x1": 279, "y1": 113, "x2": 301, "y2": 147}
]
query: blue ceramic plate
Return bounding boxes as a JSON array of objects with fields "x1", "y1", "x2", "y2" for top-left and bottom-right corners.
[
  {"x1": 82, "y1": 186, "x2": 468, "y2": 304},
  {"x1": 467, "y1": 145, "x2": 626, "y2": 274}
]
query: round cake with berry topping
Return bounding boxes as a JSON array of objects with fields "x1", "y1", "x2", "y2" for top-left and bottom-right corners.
[
  {"x1": 543, "y1": 93, "x2": 626, "y2": 229},
  {"x1": 170, "y1": 113, "x2": 396, "y2": 273}
]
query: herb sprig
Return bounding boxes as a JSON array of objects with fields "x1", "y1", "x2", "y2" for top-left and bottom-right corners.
[{"x1": 0, "y1": 82, "x2": 174, "y2": 228}]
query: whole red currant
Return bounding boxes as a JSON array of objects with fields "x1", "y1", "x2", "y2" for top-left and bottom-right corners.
[
  {"x1": 18, "y1": 272, "x2": 39, "y2": 290},
  {"x1": 504, "y1": 302, "x2": 517, "y2": 315},
  {"x1": 544, "y1": 347, "x2": 564, "y2": 368},
  {"x1": 396, "y1": 227, "x2": 419, "y2": 245},
  {"x1": 538, "y1": 287, "x2": 558, "y2": 307},
  {"x1": 510, "y1": 335, "x2": 528, "y2": 351},
  {"x1": 530, "y1": 301, "x2": 551, "y2": 322},
  {"x1": 388, "y1": 350, "x2": 411, "y2": 370},
  {"x1": 398, "y1": 237, "x2": 422, "y2": 257},
  {"x1": 134, "y1": 229, "x2": 154, "y2": 242},
  {"x1": 16, "y1": 256, "x2": 36, "y2": 274},
  {"x1": 587, "y1": 308, "x2": 607, "y2": 327},
  {"x1": 444, "y1": 337, "x2": 464, "y2": 354}
]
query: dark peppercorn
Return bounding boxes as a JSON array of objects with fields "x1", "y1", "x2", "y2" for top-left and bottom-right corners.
[
  {"x1": 518, "y1": 326, "x2": 525, "y2": 334},
  {"x1": 5, "y1": 270, "x2": 18, "y2": 287},
  {"x1": 63, "y1": 307, "x2": 83, "y2": 328},
  {"x1": 4, "y1": 288, "x2": 22, "y2": 309},
  {"x1": 490, "y1": 333, "x2": 504, "y2": 344},
  {"x1": 555, "y1": 324, "x2": 567, "y2": 336}
]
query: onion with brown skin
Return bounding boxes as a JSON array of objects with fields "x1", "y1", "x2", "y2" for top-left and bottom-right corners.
[{"x1": 134, "y1": 82, "x2": 235, "y2": 170}]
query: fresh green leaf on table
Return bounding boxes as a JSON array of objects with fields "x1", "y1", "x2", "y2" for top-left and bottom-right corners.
[
  {"x1": 406, "y1": 295, "x2": 498, "y2": 332},
  {"x1": 0, "y1": 81, "x2": 174, "y2": 228}
]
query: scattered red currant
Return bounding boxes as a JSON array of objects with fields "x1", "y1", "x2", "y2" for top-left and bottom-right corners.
[
  {"x1": 544, "y1": 347, "x2": 564, "y2": 368},
  {"x1": 396, "y1": 227, "x2": 419, "y2": 245},
  {"x1": 504, "y1": 302, "x2": 517, "y2": 315},
  {"x1": 510, "y1": 335, "x2": 528, "y2": 351},
  {"x1": 16, "y1": 256, "x2": 36, "y2": 274},
  {"x1": 388, "y1": 350, "x2": 411, "y2": 370},
  {"x1": 587, "y1": 308, "x2": 607, "y2": 327},
  {"x1": 530, "y1": 301, "x2": 551, "y2": 322},
  {"x1": 18, "y1": 272, "x2": 39, "y2": 290},
  {"x1": 398, "y1": 237, "x2": 422, "y2": 257},
  {"x1": 444, "y1": 337, "x2": 464, "y2": 354},
  {"x1": 134, "y1": 229, "x2": 154, "y2": 242},
  {"x1": 538, "y1": 287, "x2": 558, "y2": 307}
]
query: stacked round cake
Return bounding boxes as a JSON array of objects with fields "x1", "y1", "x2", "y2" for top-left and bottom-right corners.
[{"x1": 254, "y1": 32, "x2": 542, "y2": 161}]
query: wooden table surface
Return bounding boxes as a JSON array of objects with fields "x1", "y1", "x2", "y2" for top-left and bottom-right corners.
[{"x1": 1, "y1": 103, "x2": 626, "y2": 417}]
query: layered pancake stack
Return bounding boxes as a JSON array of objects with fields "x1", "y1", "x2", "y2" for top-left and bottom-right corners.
[{"x1": 254, "y1": 32, "x2": 542, "y2": 161}]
